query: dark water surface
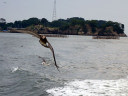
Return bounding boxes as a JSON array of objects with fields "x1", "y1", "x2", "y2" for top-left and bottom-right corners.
[{"x1": 0, "y1": 33, "x2": 128, "y2": 96}]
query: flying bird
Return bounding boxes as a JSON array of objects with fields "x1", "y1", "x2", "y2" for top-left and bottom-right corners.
[
  {"x1": 39, "y1": 35, "x2": 59, "y2": 71},
  {"x1": 10, "y1": 28, "x2": 59, "y2": 71}
]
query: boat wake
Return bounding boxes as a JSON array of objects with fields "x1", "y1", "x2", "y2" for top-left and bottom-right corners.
[{"x1": 47, "y1": 78, "x2": 128, "y2": 96}]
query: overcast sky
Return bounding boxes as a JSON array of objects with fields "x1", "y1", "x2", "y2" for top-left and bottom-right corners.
[{"x1": 0, "y1": 0, "x2": 128, "y2": 34}]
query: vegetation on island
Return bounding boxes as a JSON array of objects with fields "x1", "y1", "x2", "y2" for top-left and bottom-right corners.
[{"x1": 0, "y1": 17, "x2": 127, "y2": 37}]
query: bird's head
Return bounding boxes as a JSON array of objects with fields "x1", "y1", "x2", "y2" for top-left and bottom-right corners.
[
  {"x1": 39, "y1": 34, "x2": 49, "y2": 48},
  {"x1": 39, "y1": 34, "x2": 47, "y2": 40}
]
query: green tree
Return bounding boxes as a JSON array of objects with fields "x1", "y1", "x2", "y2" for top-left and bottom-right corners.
[
  {"x1": 40, "y1": 18, "x2": 49, "y2": 27},
  {"x1": 27, "y1": 17, "x2": 40, "y2": 25},
  {"x1": 14, "y1": 21, "x2": 22, "y2": 28}
]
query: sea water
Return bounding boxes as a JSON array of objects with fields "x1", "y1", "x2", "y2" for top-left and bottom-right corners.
[{"x1": 0, "y1": 33, "x2": 128, "y2": 96}]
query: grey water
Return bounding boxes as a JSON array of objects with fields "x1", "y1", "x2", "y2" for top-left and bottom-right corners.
[{"x1": 0, "y1": 33, "x2": 128, "y2": 96}]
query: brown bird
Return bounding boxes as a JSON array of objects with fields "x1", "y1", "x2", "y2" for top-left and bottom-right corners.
[
  {"x1": 10, "y1": 28, "x2": 59, "y2": 71},
  {"x1": 39, "y1": 35, "x2": 59, "y2": 71}
]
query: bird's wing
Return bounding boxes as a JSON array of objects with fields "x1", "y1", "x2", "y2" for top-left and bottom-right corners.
[
  {"x1": 47, "y1": 41, "x2": 59, "y2": 71},
  {"x1": 10, "y1": 29, "x2": 40, "y2": 38}
]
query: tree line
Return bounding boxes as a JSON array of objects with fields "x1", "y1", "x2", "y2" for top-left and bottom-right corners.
[{"x1": 0, "y1": 17, "x2": 124, "y2": 34}]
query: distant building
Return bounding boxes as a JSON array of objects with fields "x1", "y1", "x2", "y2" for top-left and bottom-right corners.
[{"x1": 0, "y1": 18, "x2": 6, "y2": 23}]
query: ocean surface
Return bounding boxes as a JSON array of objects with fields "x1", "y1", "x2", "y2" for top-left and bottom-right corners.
[{"x1": 0, "y1": 32, "x2": 128, "y2": 96}]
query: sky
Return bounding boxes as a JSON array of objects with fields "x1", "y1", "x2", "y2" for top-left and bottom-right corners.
[{"x1": 0, "y1": 0, "x2": 128, "y2": 34}]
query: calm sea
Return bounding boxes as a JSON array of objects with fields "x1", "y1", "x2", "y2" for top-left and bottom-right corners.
[{"x1": 0, "y1": 33, "x2": 128, "y2": 96}]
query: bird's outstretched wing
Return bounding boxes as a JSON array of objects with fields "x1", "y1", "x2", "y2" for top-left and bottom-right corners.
[
  {"x1": 47, "y1": 41, "x2": 60, "y2": 71},
  {"x1": 10, "y1": 29, "x2": 40, "y2": 38}
]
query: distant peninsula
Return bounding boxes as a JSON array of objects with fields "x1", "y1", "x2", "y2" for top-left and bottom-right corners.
[{"x1": 0, "y1": 17, "x2": 127, "y2": 37}]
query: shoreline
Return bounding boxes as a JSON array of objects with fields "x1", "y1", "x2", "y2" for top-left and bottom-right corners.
[{"x1": 0, "y1": 31, "x2": 127, "y2": 38}]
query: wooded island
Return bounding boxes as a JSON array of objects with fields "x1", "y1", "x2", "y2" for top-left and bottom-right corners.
[{"x1": 0, "y1": 17, "x2": 127, "y2": 37}]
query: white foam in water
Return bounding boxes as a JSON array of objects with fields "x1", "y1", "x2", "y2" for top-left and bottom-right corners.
[
  {"x1": 47, "y1": 78, "x2": 128, "y2": 96},
  {"x1": 42, "y1": 61, "x2": 50, "y2": 66},
  {"x1": 11, "y1": 67, "x2": 19, "y2": 72}
]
